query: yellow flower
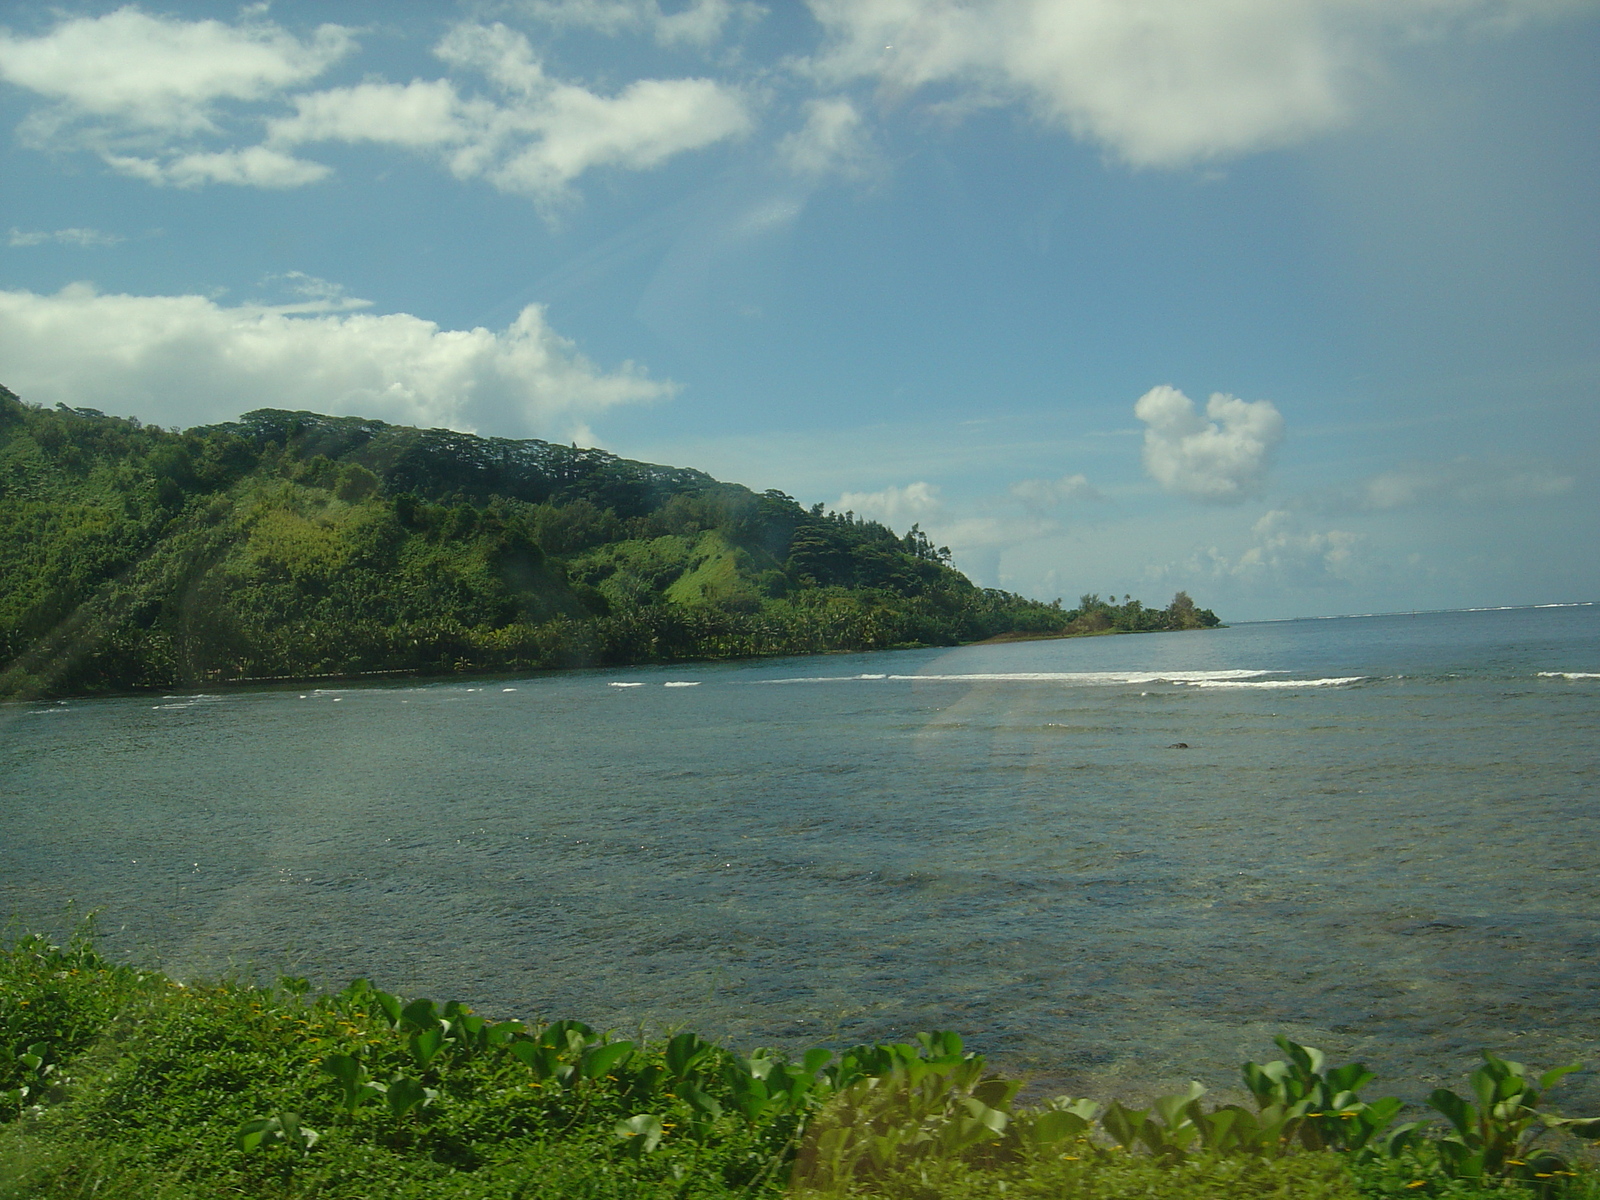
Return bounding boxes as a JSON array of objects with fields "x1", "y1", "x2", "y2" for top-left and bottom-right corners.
[{"x1": 1406, "y1": 1181, "x2": 1426, "y2": 1189}]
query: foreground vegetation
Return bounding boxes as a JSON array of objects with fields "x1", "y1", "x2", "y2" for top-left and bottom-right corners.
[
  {"x1": 3, "y1": 927, "x2": 1596, "y2": 1199},
  {"x1": 0, "y1": 387, "x2": 1216, "y2": 699}
]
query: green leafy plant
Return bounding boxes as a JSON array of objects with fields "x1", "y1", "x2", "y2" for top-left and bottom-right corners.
[
  {"x1": 1100, "y1": 1082, "x2": 1221, "y2": 1162},
  {"x1": 615, "y1": 1112, "x2": 665, "y2": 1158},
  {"x1": 384, "y1": 1075, "x2": 436, "y2": 1120},
  {"x1": 1427, "y1": 1051, "x2": 1600, "y2": 1184},
  {"x1": 791, "y1": 1034, "x2": 1017, "y2": 1189},
  {"x1": 0, "y1": 1042, "x2": 52, "y2": 1116},
  {"x1": 236, "y1": 1111, "x2": 318, "y2": 1155},
  {"x1": 722, "y1": 1045, "x2": 833, "y2": 1126},
  {"x1": 318, "y1": 1052, "x2": 385, "y2": 1115},
  {"x1": 10, "y1": 925, "x2": 1600, "y2": 1200},
  {"x1": 1242, "y1": 1036, "x2": 1418, "y2": 1158},
  {"x1": 1005, "y1": 1095, "x2": 1102, "y2": 1155}
]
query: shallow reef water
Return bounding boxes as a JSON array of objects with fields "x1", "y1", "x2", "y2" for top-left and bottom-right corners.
[{"x1": 3, "y1": 603, "x2": 1598, "y2": 1108}]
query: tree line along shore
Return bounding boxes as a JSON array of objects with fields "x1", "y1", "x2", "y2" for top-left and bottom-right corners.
[{"x1": 0, "y1": 386, "x2": 1217, "y2": 701}]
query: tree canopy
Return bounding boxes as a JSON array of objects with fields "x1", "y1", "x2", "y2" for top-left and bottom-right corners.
[{"x1": 0, "y1": 387, "x2": 1217, "y2": 698}]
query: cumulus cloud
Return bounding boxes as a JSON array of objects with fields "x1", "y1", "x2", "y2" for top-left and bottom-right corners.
[
  {"x1": 779, "y1": 96, "x2": 875, "y2": 178},
  {"x1": 1135, "y1": 384, "x2": 1284, "y2": 503},
  {"x1": 8, "y1": 226, "x2": 123, "y2": 248},
  {"x1": 836, "y1": 479, "x2": 945, "y2": 526},
  {"x1": 805, "y1": 0, "x2": 1571, "y2": 168},
  {"x1": 0, "y1": 284, "x2": 671, "y2": 439},
  {"x1": 0, "y1": 7, "x2": 350, "y2": 141},
  {"x1": 268, "y1": 80, "x2": 468, "y2": 150},
  {"x1": 516, "y1": 0, "x2": 760, "y2": 46},
  {"x1": 833, "y1": 479, "x2": 1063, "y2": 585},
  {"x1": 1009, "y1": 472, "x2": 1102, "y2": 510},
  {"x1": 1150, "y1": 509, "x2": 1362, "y2": 594},
  {"x1": 265, "y1": 22, "x2": 752, "y2": 203},
  {"x1": 1235, "y1": 509, "x2": 1361, "y2": 580},
  {"x1": 0, "y1": 12, "x2": 749, "y2": 204}
]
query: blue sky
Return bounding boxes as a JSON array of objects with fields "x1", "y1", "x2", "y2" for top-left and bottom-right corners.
[{"x1": 1, "y1": 0, "x2": 1596, "y2": 620}]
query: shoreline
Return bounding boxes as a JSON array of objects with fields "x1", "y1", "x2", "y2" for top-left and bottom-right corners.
[{"x1": 1, "y1": 624, "x2": 1225, "y2": 705}]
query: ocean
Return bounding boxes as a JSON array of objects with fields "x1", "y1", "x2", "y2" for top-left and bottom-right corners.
[{"x1": 3, "y1": 602, "x2": 1597, "y2": 1105}]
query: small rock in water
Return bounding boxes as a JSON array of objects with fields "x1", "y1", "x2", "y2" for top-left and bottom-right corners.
[{"x1": 1167, "y1": 742, "x2": 1189, "y2": 749}]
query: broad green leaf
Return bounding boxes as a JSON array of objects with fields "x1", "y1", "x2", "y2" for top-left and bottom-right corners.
[
  {"x1": 614, "y1": 1113, "x2": 664, "y2": 1155},
  {"x1": 387, "y1": 1076, "x2": 433, "y2": 1119},
  {"x1": 1539, "y1": 1062, "x2": 1582, "y2": 1091},
  {"x1": 581, "y1": 1040, "x2": 634, "y2": 1079},
  {"x1": 371, "y1": 990, "x2": 401, "y2": 1028},
  {"x1": 400, "y1": 998, "x2": 439, "y2": 1032},
  {"x1": 410, "y1": 1027, "x2": 444, "y2": 1069}
]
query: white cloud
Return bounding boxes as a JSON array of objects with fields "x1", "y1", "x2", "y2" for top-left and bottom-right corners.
[
  {"x1": 107, "y1": 145, "x2": 330, "y2": 188},
  {"x1": 1009, "y1": 472, "x2": 1102, "y2": 509},
  {"x1": 517, "y1": 0, "x2": 759, "y2": 47},
  {"x1": 779, "y1": 96, "x2": 875, "y2": 178},
  {"x1": 1360, "y1": 456, "x2": 1575, "y2": 509},
  {"x1": 833, "y1": 479, "x2": 1062, "y2": 585},
  {"x1": 8, "y1": 226, "x2": 123, "y2": 248},
  {"x1": 0, "y1": 7, "x2": 350, "y2": 137},
  {"x1": 266, "y1": 23, "x2": 752, "y2": 203},
  {"x1": 1135, "y1": 384, "x2": 1284, "y2": 503},
  {"x1": 1143, "y1": 509, "x2": 1362, "y2": 596},
  {"x1": 253, "y1": 272, "x2": 374, "y2": 314},
  {"x1": 268, "y1": 80, "x2": 470, "y2": 150},
  {"x1": 1235, "y1": 509, "x2": 1362, "y2": 579},
  {"x1": 497, "y1": 77, "x2": 751, "y2": 196},
  {"x1": 1, "y1": 12, "x2": 748, "y2": 203},
  {"x1": 805, "y1": 0, "x2": 1574, "y2": 168},
  {"x1": 836, "y1": 479, "x2": 945, "y2": 526},
  {"x1": 436, "y1": 23, "x2": 549, "y2": 97},
  {"x1": 0, "y1": 284, "x2": 671, "y2": 439}
]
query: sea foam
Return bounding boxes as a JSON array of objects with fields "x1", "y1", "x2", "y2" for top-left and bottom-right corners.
[{"x1": 1177, "y1": 676, "x2": 1367, "y2": 689}]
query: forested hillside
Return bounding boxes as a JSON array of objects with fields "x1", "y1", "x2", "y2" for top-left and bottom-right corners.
[{"x1": 0, "y1": 386, "x2": 1216, "y2": 698}]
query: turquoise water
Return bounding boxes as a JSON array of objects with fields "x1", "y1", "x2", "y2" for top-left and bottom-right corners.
[{"x1": 3, "y1": 604, "x2": 1598, "y2": 1104}]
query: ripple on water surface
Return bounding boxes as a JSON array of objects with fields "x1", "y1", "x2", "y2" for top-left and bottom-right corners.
[{"x1": 2, "y1": 604, "x2": 1598, "y2": 1104}]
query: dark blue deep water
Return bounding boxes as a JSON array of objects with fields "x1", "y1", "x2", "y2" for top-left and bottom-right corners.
[{"x1": 4, "y1": 603, "x2": 1598, "y2": 1103}]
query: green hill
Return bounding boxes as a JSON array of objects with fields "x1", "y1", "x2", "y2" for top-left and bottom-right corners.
[{"x1": 0, "y1": 386, "x2": 1216, "y2": 699}]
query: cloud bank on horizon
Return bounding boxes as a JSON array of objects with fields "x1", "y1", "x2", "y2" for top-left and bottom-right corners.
[
  {"x1": 0, "y1": 283, "x2": 668, "y2": 440},
  {"x1": 0, "y1": 1, "x2": 1594, "y2": 618}
]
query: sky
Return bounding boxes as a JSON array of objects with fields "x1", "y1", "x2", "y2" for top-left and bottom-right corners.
[{"x1": 1, "y1": 0, "x2": 1596, "y2": 621}]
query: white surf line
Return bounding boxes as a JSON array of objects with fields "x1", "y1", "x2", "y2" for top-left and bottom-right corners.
[
  {"x1": 884, "y1": 669, "x2": 1280, "y2": 684},
  {"x1": 1177, "y1": 676, "x2": 1368, "y2": 689},
  {"x1": 608, "y1": 682, "x2": 646, "y2": 688},
  {"x1": 760, "y1": 669, "x2": 1284, "y2": 685},
  {"x1": 663, "y1": 681, "x2": 701, "y2": 688},
  {"x1": 1538, "y1": 671, "x2": 1600, "y2": 679}
]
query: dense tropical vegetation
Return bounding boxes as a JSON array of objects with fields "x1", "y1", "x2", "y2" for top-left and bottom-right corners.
[
  {"x1": 2, "y1": 926, "x2": 1596, "y2": 1199},
  {"x1": 0, "y1": 386, "x2": 1217, "y2": 699}
]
